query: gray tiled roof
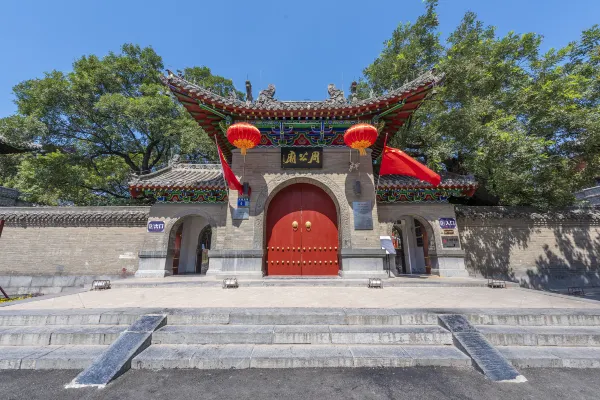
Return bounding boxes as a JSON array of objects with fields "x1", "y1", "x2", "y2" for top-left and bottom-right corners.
[
  {"x1": 130, "y1": 164, "x2": 226, "y2": 189},
  {"x1": 377, "y1": 172, "x2": 477, "y2": 189},
  {"x1": 162, "y1": 69, "x2": 443, "y2": 112}
]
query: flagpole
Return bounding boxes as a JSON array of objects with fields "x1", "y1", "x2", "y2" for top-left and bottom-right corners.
[
  {"x1": 375, "y1": 132, "x2": 389, "y2": 192},
  {"x1": 214, "y1": 135, "x2": 226, "y2": 188}
]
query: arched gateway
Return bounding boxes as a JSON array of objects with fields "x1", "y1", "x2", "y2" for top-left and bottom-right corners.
[
  {"x1": 131, "y1": 69, "x2": 475, "y2": 279},
  {"x1": 266, "y1": 183, "x2": 339, "y2": 276}
]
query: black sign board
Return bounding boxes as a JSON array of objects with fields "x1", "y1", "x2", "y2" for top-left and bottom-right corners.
[{"x1": 281, "y1": 147, "x2": 323, "y2": 169}]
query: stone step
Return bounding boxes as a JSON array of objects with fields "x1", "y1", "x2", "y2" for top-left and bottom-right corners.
[
  {"x1": 152, "y1": 325, "x2": 453, "y2": 345},
  {"x1": 466, "y1": 311, "x2": 600, "y2": 327},
  {"x1": 132, "y1": 344, "x2": 471, "y2": 369},
  {"x1": 0, "y1": 310, "x2": 142, "y2": 326},
  {"x1": 0, "y1": 345, "x2": 108, "y2": 369},
  {"x1": 498, "y1": 346, "x2": 600, "y2": 368},
  {"x1": 0, "y1": 325, "x2": 124, "y2": 346},
  {"x1": 477, "y1": 325, "x2": 600, "y2": 347},
  {"x1": 172, "y1": 308, "x2": 438, "y2": 326}
]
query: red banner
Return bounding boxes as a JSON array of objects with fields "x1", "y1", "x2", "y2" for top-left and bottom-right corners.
[
  {"x1": 380, "y1": 145, "x2": 441, "y2": 186},
  {"x1": 217, "y1": 145, "x2": 243, "y2": 194}
]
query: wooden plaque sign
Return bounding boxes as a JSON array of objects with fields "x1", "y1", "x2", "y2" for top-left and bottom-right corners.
[{"x1": 281, "y1": 147, "x2": 323, "y2": 169}]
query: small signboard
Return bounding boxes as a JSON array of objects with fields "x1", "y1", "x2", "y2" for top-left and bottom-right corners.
[
  {"x1": 439, "y1": 218, "x2": 457, "y2": 230},
  {"x1": 353, "y1": 201, "x2": 373, "y2": 230},
  {"x1": 441, "y1": 235, "x2": 460, "y2": 248},
  {"x1": 380, "y1": 236, "x2": 396, "y2": 255},
  {"x1": 443, "y1": 229, "x2": 455, "y2": 235},
  {"x1": 237, "y1": 196, "x2": 250, "y2": 208},
  {"x1": 281, "y1": 147, "x2": 323, "y2": 169},
  {"x1": 147, "y1": 221, "x2": 165, "y2": 233},
  {"x1": 232, "y1": 208, "x2": 250, "y2": 220}
]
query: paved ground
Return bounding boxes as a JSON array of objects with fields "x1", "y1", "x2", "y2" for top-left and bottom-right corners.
[
  {"x1": 4, "y1": 286, "x2": 599, "y2": 310},
  {"x1": 1, "y1": 367, "x2": 600, "y2": 399}
]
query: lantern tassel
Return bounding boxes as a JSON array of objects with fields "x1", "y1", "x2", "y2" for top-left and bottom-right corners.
[
  {"x1": 359, "y1": 148, "x2": 367, "y2": 156},
  {"x1": 241, "y1": 148, "x2": 247, "y2": 156}
]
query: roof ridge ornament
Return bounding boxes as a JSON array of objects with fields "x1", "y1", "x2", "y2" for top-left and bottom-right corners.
[
  {"x1": 325, "y1": 84, "x2": 346, "y2": 105},
  {"x1": 255, "y1": 84, "x2": 277, "y2": 106}
]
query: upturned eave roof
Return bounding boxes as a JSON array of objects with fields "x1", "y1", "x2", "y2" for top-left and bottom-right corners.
[{"x1": 162, "y1": 70, "x2": 444, "y2": 159}]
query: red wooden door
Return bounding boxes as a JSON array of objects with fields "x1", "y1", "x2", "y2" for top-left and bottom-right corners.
[
  {"x1": 266, "y1": 183, "x2": 338, "y2": 276},
  {"x1": 266, "y1": 185, "x2": 303, "y2": 275}
]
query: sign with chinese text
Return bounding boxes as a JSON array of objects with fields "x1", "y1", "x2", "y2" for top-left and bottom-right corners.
[
  {"x1": 443, "y1": 229, "x2": 455, "y2": 235},
  {"x1": 441, "y1": 235, "x2": 460, "y2": 248},
  {"x1": 232, "y1": 208, "x2": 250, "y2": 220},
  {"x1": 237, "y1": 196, "x2": 250, "y2": 208},
  {"x1": 147, "y1": 221, "x2": 165, "y2": 233},
  {"x1": 353, "y1": 201, "x2": 373, "y2": 230},
  {"x1": 281, "y1": 147, "x2": 323, "y2": 169},
  {"x1": 439, "y1": 218, "x2": 457, "y2": 230}
]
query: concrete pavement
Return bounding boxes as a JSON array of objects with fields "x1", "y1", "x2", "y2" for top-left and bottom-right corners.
[
  {"x1": 2, "y1": 368, "x2": 600, "y2": 400},
  {"x1": 4, "y1": 286, "x2": 599, "y2": 310}
]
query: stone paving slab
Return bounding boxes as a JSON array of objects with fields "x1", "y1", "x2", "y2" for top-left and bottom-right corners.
[{"x1": 4, "y1": 287, "x2": 598, "y2": 310}]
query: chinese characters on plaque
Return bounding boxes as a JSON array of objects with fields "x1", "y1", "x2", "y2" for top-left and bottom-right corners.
[{"x1": 281, "y1": 147, "x2": 323, "y2": 169}]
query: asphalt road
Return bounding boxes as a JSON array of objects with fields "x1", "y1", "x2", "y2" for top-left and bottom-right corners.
[{"x1": 1, "y1": 367, "x2": 600, "y2": 400}]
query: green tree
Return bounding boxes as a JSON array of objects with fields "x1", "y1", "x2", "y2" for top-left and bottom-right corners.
[
  {"x1": 0, "y1": 44, "x2": 239, "y2": 205},
  {"x1": 361, "y1": 3, "x2": 600, "y2": 208}
]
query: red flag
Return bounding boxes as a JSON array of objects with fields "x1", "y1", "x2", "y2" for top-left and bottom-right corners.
[
  {"x1": 379, "y1": 145, "x2": 441, "y2": 186},
  {"x1": 217, "y1": 144, "x2": 243, "y2": 194}
]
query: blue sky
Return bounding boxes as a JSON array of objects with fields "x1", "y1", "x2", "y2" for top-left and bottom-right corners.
[{"x1": 1, "y1": 0, "x2": 598, "y2": 117}]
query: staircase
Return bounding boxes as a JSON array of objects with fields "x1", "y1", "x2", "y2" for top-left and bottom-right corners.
[
  {"x1": 468, "y1": 311, "x2": 600, "y2": 368},
  {"x1": 0, "y1": 310, "x2": 139, "y2": 369},
  {"x1": 2, "y1": 308, "x2": 600, "y2": 372},
  {"x1": 132, "y1": 309, "x2": 469, "y2": 369}
]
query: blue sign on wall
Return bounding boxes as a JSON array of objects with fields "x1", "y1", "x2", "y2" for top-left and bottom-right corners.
[
  {"x1": 147, "y1": 221, "x2": 165, "y2": 233},
  {"x1": 237, "y1": 197, "x2": 250, "y2": 208},
  {"x1": 439, "y1": 218, "x2": 457, "y2": 229}
]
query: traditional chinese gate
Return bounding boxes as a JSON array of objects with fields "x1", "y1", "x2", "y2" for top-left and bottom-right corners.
[{"x1": 266, "y1": 183, "x2": 339, "y2": 276}]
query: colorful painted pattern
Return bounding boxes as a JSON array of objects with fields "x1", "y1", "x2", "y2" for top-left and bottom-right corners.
[
  {"x1": 376, "y1": 188, "x2": 467, "y2": 203},
  {"x1": 143, "y1": 189, "x2": 228, "y2": 203}
]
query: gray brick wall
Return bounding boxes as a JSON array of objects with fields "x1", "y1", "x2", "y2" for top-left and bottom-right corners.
[{"x1": 457, "y1": 207, "x2": 600, "y2": 288}]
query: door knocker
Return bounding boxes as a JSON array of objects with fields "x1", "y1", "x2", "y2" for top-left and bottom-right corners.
[
  {"x1": 292, "y1": 221, "x2": 298, "y2": 231},
  {"x1": 305, "y1": 221, "x2": 311, "y2": 231}
]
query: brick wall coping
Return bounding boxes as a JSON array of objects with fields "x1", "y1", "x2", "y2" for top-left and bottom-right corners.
[
  {"x1": 455, "y1": 205, "x2": 600, "y2": 222},
  {"x1": 0, "y1": 206, "x2": 150, "y2": 227}
]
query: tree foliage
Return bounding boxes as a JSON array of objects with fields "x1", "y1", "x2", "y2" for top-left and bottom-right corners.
[
  {"x1": 361, "y1": 0, "x2": 600, "y2": 208},
  {"x1": 0, "y1": 44, "x2": 238, "y2": 205}
]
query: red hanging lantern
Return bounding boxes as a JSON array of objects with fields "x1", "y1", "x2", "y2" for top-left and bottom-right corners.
[
  {"x1": 344, "y1": 123, "x2": 378, "y2": 156},
  {"x1": 226, "y1": 122, "x2": 261, "y2": 155}
]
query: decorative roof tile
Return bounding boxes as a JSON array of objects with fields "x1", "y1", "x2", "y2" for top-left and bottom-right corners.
[
  {"x1": 129, "y1": 163, "x2": 225, "y2": 189},
  {"x1": 0, "y1": 207, "x2": 150, "y2": 227},
  {"x1": 162, "y1": 69, "x2": 443, "y2": 113},
  {"x1": 376, "y1": 172, "x2": 478, "y2": 189}
]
